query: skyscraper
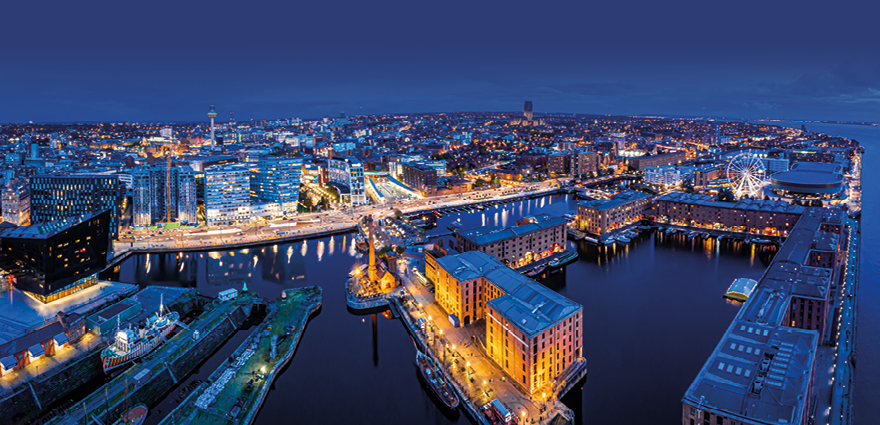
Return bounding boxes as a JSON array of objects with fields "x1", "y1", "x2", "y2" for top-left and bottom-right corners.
[
  {"x1": 132, "y1": 164, "x2": 197, "y2": 227},
  {"x1": 29, "y1": 174, "x2": 123, "y2": 239},
  {"x1": 524, "y1": 101, "x2": 534, "y2": 121},
  {"x1": 250, "y1": 156, "x2": 303, "y2": 215},
  {"x1": 205, "y1": 163, "x2": 250, "y2": 225}
]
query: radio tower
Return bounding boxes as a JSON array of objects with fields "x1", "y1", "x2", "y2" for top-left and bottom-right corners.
[{"x1": 207, "y1": 105, "x2": 218, "y2": 147}]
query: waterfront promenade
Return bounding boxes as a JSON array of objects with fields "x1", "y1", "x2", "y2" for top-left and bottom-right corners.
[
  {"x1": 108, "y1": 184, "x2": 561, "y2": 259},
  {"x1": 392, "y1": 260, "x2": 580, "y2": 425}
]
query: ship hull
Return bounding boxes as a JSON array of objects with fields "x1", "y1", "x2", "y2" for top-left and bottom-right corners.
[
  {"x1": 102, "y1": 313, "x2": 179, "y2": 373},
  {"x1": 416, "y1": 351, "x2": 459, "y2": 410}
]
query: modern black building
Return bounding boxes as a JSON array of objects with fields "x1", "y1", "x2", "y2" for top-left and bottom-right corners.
[
  {"x1": 0, "y1": 210, "x2": 111, "y2": 302},
  {"x1": 30, "y1": 174, "x2": 123, "y2": 239}
]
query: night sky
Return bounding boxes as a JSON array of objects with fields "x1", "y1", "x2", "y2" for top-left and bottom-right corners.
[{"x1": 2, "y1": 0, "x2": 878, "y2": 123}]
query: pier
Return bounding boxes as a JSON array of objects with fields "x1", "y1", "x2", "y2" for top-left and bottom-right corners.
[{"x1": 158, "y1": 286, "x2": 322, "y2": 425}]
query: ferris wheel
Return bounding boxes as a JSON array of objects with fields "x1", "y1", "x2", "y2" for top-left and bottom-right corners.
[{"x1": 727, "y1": 153, "x2": 766, "y2": 198}]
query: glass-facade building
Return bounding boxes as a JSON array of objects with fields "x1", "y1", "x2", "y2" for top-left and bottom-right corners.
[
  {"x1": 132, "y1": 164, "x2": 197, "y2": 227},
  {"x1": 205, "y1": 163, "x2": 250, "y2": 225},
  {"x1": 327, "y1": 157, "x2": 366, "y2": 206},
  {"x1": 250, "y1": 157, "x2": 303, "y2": 215},
  {"x1": 30, "y1": 175, "x2": 123, "y2": 239}
]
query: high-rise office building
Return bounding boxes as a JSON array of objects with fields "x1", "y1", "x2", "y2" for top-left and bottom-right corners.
[
  {"x1": 250, "y1": 156, "x2": 303, "y2": 215},
  {"x1": 132, "y1": 164, "x2": 198, "y2": 227},
  {"x1": 327, "y1": 157, "x2": 366, "y2": 206},
  {"x1": 30, "y1": 175, "x2": 123, "y2": 239},
  {"x1": 205, "y1": 163, "x2": 250, "y2": 225},
  {"x1": 2, "y1": 179, "x2": 30, "y2": 226}
]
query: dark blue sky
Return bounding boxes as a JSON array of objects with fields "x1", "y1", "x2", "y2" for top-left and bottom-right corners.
[{"x1": 2, "y1": 0, "x2": 879, "y2": 123}]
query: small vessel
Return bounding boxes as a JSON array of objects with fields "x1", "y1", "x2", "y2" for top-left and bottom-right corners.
[
  {"x1": 702, "y1": 233, "x2": 710, "y2": 239},
  {"x1": 548, "y1": 251, "x2": 579, "y2": 269},
  {"x1": 563, "y1": 213, "x2": 577, "y2": 221},
  {"x1": 724, "y1": 278, "x2": 758, "y2": 302},
  {"x1": 616, "y1": 236, "x2": 631, "y2": 244},
  {"x1": 447, "y1": 221, "x2": 463, "y2": 232},
  {"x1": 717, "y1": 235, "x2": 724, "y2": 242},
  {"x1": 355, "y1": 233, "x2": 368, "y2": 252},
  {"x1": 525, "y1": 264, "x2": 546, "y2": 277},
  {"x1": 416, "y1": 350, "x2": 460, "y2": 410},
  {"x1": 113, "y1": 405, "x2": 148, "y2": 425},
  {"x1": 752, "y1": 238, "x2": 773, "y2": 244},
  {"x1": 101, "y1": 299, "x2": 179, "y2": 373}
]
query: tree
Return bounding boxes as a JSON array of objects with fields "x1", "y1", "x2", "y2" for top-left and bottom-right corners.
[
  {"x1": 491, "y1": 175, "x2": 501, "y2": 186},
  {"x1": 681, "y1": 181, "x2": 696, "y2": 194},
  {"x1": 395, "y1": 245, "x2": 405, "y2": 254},
  {"x1": 473, "y1": 178, "x2": 487, "y2": 188},
  {"x1": 394, "y1": 209, "x2": 403, "y2": 219},
  {"x1": 811, "y1": 199, "x2": 824, "y2": 207},
  {"x1": 716, "y1": 189, "x2": 736, "y2": 202},
  {"x1": 301, "y1": 196, "x2": 314, "y2": 210},
  {"x1": 319, "y1": 196, "x2": 330, "y2": 209}
]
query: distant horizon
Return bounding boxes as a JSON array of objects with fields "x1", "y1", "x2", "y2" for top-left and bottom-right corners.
[{"x1": 3, "y1": 113, "x2": 878, "y2": 128}]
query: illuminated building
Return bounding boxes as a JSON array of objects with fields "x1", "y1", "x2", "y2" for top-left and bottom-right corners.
[
  {"x1": 2, "y1": 179, "x2": 30, "y2": 226},
  {"x1": 682, "y1": 208, "x2": 845, "y2": 425},
  {"x1": 0, "y1": 312, "x2": 86, "y2": 376},
  {"x1": 454, "y1": 214, "x2": 566, "y2": 268},
  {"x1": 251, "y1": 156, "x2": 303, "y2": 215},
  {"x1": 205, "y1": 163, "x2": 250, "y2": 225},
  {"x1": 400, "y1": 162, "x2": 437, "y2": 196},
  {"x1": 327, "y1": 157, "x2": 366, "y2": 206},
  {"x1": 625, "y1": 151, "x2": 687, "y2": 172},
  {"x1": 0, "y1": 210, "x2": 110, "y2": 302},
  {"x1": 30, "y1": 174, "x2": 123, "y2": 239},
  {"x1": 654, "y1": 192, "x2": 804, "y2": 236},
  {"x1": 577, "y1": 191, "x2": 651, "y2": 235},
  {"x1": 431, "y1": 250, "x2": 583, "y2": 394},
  {"x1": 132, "y1": 164, "x2": 197, "y2": 226}
]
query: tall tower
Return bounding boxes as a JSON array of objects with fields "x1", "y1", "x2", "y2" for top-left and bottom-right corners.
[
  {"x1": 207, "y1": 105, "x2": 218, "y2": 147},
  {"x1": 367, "y1": 216, "x2": 379, "y2": 283},
  {"x1": 524, "y1": 101, "x2": 534, "y2": 122}
]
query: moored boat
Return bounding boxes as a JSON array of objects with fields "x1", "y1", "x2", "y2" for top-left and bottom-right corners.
[
  {"x1": 548, "y1": 251, "x2": 579, "y2": 269},
  {"x1": 113, "y1": 405, "x2": 148, "y2": 425},
  {"x1": 416, "y1": 350, "x2": 460, "y2": 410},
  {"x1": 101, "y1": 300, "x2": 179, "y2": 373}
]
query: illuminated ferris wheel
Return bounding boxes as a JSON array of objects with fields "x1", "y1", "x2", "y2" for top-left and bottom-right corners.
[{"x1": 727, "y1": 153, "x2": 766, "y2": 198}]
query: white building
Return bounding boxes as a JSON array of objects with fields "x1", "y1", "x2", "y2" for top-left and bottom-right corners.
[
  {"x1": 762, "y1": 157, "x2": 790, "y2": 175},
  {"x1": 645, "y1": 164, "x2": 692, "y2": 187},
  {"x1": 2, "y1": 180, "x2": 30, "y2": 226},
  {"x1": 205, "y1": 163, "x2": 251, "y2": 225},
  {"x1": 327, "y1": 157, "x2": 366, "y2": 206}
]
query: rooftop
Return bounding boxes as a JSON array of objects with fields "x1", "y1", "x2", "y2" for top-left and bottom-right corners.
[
  {"x1": 655, "y1": 192, "x2": 806, "y2": 214},
  {"x1": 0, "y1": 210, "x2": 109, "y2": 240},
  {"x1": 683, "y1": 321, "x2": 819, "y2": 425},
  {"x1": 577, "y1": 190, "x2": 651, "y2": 211},
  {"x1": 488, "y1": 284, "x2": 581, "y2": 337},
  {"x1": 457, "y1": 216, "x2": 567, "y2": 246}
]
